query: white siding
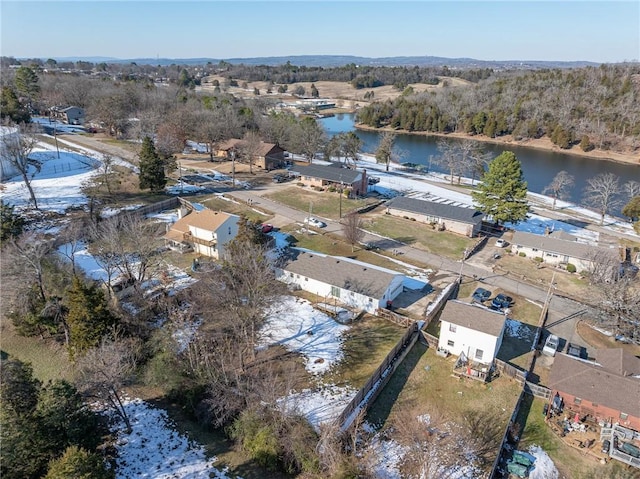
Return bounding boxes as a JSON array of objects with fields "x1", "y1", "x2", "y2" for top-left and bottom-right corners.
[
  {"x1": 438, "y1": 321, "x2": 502, "y2": 365},
  {"x1": 510, "y1": 244, "x2": 591, "y2": 271}
]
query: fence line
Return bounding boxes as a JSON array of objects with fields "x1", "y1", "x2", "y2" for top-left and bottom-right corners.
[{"x1": 337, "y1": 322, "x2": 419, "y2": 431}]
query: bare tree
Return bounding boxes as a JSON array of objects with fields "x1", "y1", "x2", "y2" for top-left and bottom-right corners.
[
  {"x1": 583, "y1": 173, "x2": 621, "y2": 225},
  {"x1": 96, "y1": 153, "x2": 116, "y2": 195},
  {"x1": 623, "y1": 180, "x2": 640, "y2": 199},
  {"x1": 1, "y1": 123, "x2": 41, "y2": 209},
  {"x1": 343, "y1": 212, "x2": 365, "y2": 252},
  {"x1": 6, "y1": 232, "x2": 53, "y2": 302},
  {"x1": 75, "y1": 337, "x2": 139, "y2": 434},
  {"x1": 584, "y1": 247, "x2": 621, "y2": 284},
  {"x1": 542, "y1": 170, "x2": 575, "y2": 210},
  {"x1": 239, "y1": 130, "x2": 262, "y2": 174},
  {"x1": 375, "y1": 131, "x2": 397, "y2": 172},
  {"x1": 435, "y1": 139, "x2": 463, "y2": 185}
]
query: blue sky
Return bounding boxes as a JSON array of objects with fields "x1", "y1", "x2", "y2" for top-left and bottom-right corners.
[{"x1": 1, "y1": 1, "x2": 638, "y2": 62}]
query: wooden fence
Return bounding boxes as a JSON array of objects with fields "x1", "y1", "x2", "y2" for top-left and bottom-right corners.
[
  {"x1": 376, "y1": 308, "x2": 413, "y2": 328},
  {"x1": 464, "y1": 235, "x2": 488, "y2": 260},
  {"x1": 489, "y1": 388, "x2": 527, "y2": 479},
  {"x1": 337, "y1": 322, "x2": 420, "y2": 431},
  {"x1": 423, "y1": 279, "x2": 460, "y2": 327},
  {"x1": 524, "y1": 381, "x2": 552, "y2": 400},
  {"x1": 420, "y1": 331, "x2": 439, "y2": 348},
  {"x1": 493, "y1": 359, "x2": 528, "y2": 384}
]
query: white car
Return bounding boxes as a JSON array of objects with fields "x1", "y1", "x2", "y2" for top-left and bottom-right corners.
[
  {"x1": 304, "y1": 217, "x2": 326, "y2": 228},
  {"x1": 495, "y1": 238, "x2": 507, "y2": 248}
]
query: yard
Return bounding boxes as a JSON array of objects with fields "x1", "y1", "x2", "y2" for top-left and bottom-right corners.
[
  {"x1": 264, "y1": 186, "x2": 380, "y2": 220},
  {"x1": 362, "y1": 213, "x2": 477, "y2": 260}
]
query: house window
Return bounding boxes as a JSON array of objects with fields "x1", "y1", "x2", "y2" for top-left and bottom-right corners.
[
  {"x1": 574, "y1": 397, "x2": 582, "y2": 405},
  {"x1": 447, "y1": 340, "x2": 454, "y2": 347},
  {"x1": 331, "y1": 286, "x2": 341, "y2": 298},
  {"x1": 449, "y1": 324, "x2": 457, "y2": 333},
  {"x1": 475, "y1": 349, "x2": 484, "y2": 361},
  {"x1": 620, "y1": 412, "x2": 629, "y2": 421}
]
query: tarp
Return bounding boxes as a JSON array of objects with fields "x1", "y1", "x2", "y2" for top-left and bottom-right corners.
[
  {"x1": 506, "y1": 461, "x2": 529, "y2": 477},
  {"x1": 513, "y1": 450, "x2": 536, "y2": 467}
]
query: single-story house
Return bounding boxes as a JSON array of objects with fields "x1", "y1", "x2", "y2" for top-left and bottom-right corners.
[
  {"x1": 510, "y1": 230, "x2": 618, "y2": 272},
  {"x1": 50, "y1": 106, "x2": 85, "y2": 125},
  {"x1": 438, "y1": 300, "x2": 507, "y2": 366},
  {"x1": 276, "y1": 250, "x2": 405, "y2": 314},
  {"x1": 215, "y1": 139, "x2": 286, "y2": 170},
  {"x1": 289, "y1": 163, "x2": 368, "y2": 197},
  {"x1": 548, "y1": 349, "x2": 640, "y2": 431},
  {"x1": 386, "y1": 196, "x2": 484, "y2": 237},
  {"x1": 164, "y1": 208, "x2": 239, "y2": 259}
]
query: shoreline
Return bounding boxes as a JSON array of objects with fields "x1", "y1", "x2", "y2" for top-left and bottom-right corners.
[{"x1": 353, "y1": 122, "x2": 640, "y2": 167}]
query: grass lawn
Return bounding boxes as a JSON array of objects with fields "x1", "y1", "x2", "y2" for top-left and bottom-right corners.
[
  {"x1": 325, "y1": 317, "x2": 406, "y2": 388},
  {"x1": 362, "y1": 214, "x2": 477, "y2": 260},
  {"x1": 517, "y1": 395, "x2": 636, "y2": 479},
  {"x1": 198, "y1": 194, "x2": 273, "y2": 223},
  {"x1": 282, "y1": 226, "x2": 434, "y2": 272},
  {"x1": 264, "y1": 186, "x2": 379, "y2": 220},
  {"x1": 0, "y1": 319, "x2": 73, "y2": 382}
]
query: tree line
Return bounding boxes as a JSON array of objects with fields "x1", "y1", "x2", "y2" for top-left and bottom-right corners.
[{"x1": 357, "y1": 64, "x2": 640, "y2": 153}]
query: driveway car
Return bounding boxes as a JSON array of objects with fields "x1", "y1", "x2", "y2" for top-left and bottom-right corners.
[
  {"x1": 542, "y1": 334, "x2": 559, "y2": 356},
  {"x1": 261, "y1": 223, "x2": 274, "y2": 233},
  {"x1": 471, "y1": 288, "x2": 492, "y2": 303},
  {"x1": 495, "y1": 238, "x2": 507, "y2": 248},
  {"x1": 601, "y1": 439, "x2": 610, "y2": 454},
  {"x1": 566, "y1": 343, "x2": 583, "y2": 358},
  {"x1": 304, "y1": 217, "x2": 326, "y2": 228},
  {"x1": 491, "y1": 293, "x2": 513, "y2": 310}
]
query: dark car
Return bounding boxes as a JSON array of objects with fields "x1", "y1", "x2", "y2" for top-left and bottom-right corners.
[
  {"x1": 566, "y1": 343, "x2": 583, "y2": 358},
  {"x1": 472, "y1": 288, "x2": 491, "y2": 303},
  {"x1": 491, "y1": 293, "x2": 513, "y2": 310},
  {"x1": 261, "y1": 223, "x2": 274, "y2": 233},
  {"x1": 272, "y1": 174, "x2": 285, "y2": 183},
  {"x1": 601, "y1": 439, "x2": 611, "y2": 454}
]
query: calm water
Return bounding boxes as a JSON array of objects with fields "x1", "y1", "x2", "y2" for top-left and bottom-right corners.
[{"x1": 320, "y1": 113, "x2": 640, "y2": 206}]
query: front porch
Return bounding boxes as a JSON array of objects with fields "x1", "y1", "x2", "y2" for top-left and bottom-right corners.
[{"x1": 453, "y1": 352, "x2": 494, "y2": 382}]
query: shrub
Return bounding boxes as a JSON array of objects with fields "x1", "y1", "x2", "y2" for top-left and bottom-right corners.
[
  {"x1": 519, "y1": 252, "x2": 526, "y2": 257},
  {"x1": 534, "y1": 256, "x2": 544, "y2": 263},
  {"x1": 229, "y1": 409, "x2": 280, "y2": 471},
  {"x1": 327, "y1": 186, "x2": 336, "y2": 192},
  {"x1": 566, "y1": 263, "x2": 576, "y2": 273},
  {"x1": 296, "y1": 182, "x2": 305, "y2": 187}
]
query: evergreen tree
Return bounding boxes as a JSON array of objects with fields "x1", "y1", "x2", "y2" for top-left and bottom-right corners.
[
  {"x1": 138, "y1": 136, "x2": 167, "y2": 192},
  {"x1": 310, "y1": 83, "x2": 319, "y2": 98},
  {"x1": 14, "y1": 66, "x2": 40, "y2": 108},
  {"x1": 471, "y1": 151, "x2": 529, "y2": 225},
  {"x1": 0, "y1": 86, "x2": 31, "y2": 123},
  {"x1": 44, "y1": 446, "x2": 113, "y2": 479},
  {"x1": 65, "y1": 276, "x2": 118, "y2": 358},
  {"x1": 0, "y1": 200, "x2": 25, "y2": 242}
]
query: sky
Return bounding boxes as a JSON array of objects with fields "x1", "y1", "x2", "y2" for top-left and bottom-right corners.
[{"x1": 1, "y1": 1, "x2": 638, "y2": 63}]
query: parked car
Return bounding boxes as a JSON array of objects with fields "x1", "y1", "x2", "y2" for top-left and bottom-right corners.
[
  {"x1": 261, "y1": 223, "x2": 274, "y2": 233},
  {"x1": 566, "y1": 343, "x2": 583, "y2": 358},
  {"x1": 272, "y1": 174, "x2": 285, "y2": 183},
  {"x1": 495, "y1": 238, "x2": 507, "y2": 248},
  {"x1": 304, "y1": 217, "x2": 326, "y2": 228},
  {"x1": 472, "y1": 288, "x2": 492, "y2": 303},
  {"x1": 601, "y1": 439, "x2": 611, "y2": 454},
  {"x1": 542, "y1": 334, "x2": 560, "y2": 356},
  {"x1": 491, "y1": 293, "x2": 513, "y2": 310},
  {"x1": 620, "y1": 441, "x2": 640, "y2": 458}
]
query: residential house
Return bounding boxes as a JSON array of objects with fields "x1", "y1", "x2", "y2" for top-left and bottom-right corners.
[
  {"x1": 289, "y1": 163, "x2": 368, "y2": 197},
  {"x1": 386, "y1": 196, "x2": 484, "y2": 237},
  {"x1": 510, "y1": 230, "x2": 618, "y2": 272},
  {"x1": 164, "y1": 208, "x2": 239, "y2": 259},
  {"x1": 548, "y1": 349, "x2": 640, "y2": 431},
  {"x1": 215, "y1": 138, "x2": 286, "y2": 170},
  {"x1": 50, "y1": 106, "x2": 85, "y2": 125},
  {"x1": 438, "y1": 300, "x2": 507, "y2": 366},
  {"x1": 276, "y1": 250, "x2": 405, "y2": 314}
]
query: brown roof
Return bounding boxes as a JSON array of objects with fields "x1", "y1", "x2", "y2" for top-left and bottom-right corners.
[
  {"x1": 282, "y1": 250, "x2": 401, "y2": 299},
  {"x1": 217, "y1": 139, "x2": 243, "y2": 151},
  {"x1": 439, "y1": 300, "x2": 507, "y2": 337},
  {"x1": 165, "y1": 209, "x2": 236, "y2": 239},
  {"x1": 217, "y1": 139, "x2": 282, "y2": 157},
  {"x1": 549, "y1": 353, "x2": 640, "y2": 418},
  {"x1": 595, "y1": 349, "x2": 640, "y2": 377}
]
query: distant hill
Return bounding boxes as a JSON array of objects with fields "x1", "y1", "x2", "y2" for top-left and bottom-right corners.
[{"x1": 48, "y1": 55, "x2": 603, "y2": 69}]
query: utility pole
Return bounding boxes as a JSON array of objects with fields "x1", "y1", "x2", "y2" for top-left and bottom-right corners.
[
  {"x1": 231, "y1": 149, "x2": 236, "y2": 187},
  {"x1": 339, "y1": 181, "x2": 343, "y2": 218}
]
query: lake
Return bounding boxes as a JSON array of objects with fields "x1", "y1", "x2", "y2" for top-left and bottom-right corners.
[{"x1": 320, "y1": 113, "x2": 640, "y2": 206}]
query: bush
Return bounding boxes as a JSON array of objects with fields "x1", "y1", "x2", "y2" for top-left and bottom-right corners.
[
  {"x1": 296, "y1": 182, "x2": 305, "y2": 187},
  {"x1": 519, "y1": 252, "x2": 526, "y2": 257},
  {"x1": 229, "y1": 409, "x2": 280, "y2": 471},
  {"x1": 534, "y1": 256, "x2": 544, "y2": 263},
  {"x1": 327, "y1": 186, "x2": 336, "y2": 192},
  {"x1": 566, "y1": 263, "x2": 576, "y2": 273}
]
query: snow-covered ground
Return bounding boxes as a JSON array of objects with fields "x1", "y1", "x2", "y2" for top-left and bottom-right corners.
[
  {"x1": 260, "y1": 296, "x2": 350, "y2": 375},
  {"x1": 107, "y1": 398, "x2": 238, "y2": 479}
]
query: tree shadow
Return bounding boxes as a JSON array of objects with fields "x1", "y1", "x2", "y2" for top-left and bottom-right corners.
[{"x1": 365, "y1": 341, "x2": 427, "y2": 428}]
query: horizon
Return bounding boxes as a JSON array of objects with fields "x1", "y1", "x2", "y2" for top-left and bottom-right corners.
[{"x1": 1, "y1": 1, "x2": 638, "y2": 64}]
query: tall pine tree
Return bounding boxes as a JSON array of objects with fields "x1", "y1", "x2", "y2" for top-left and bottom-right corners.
[
  {"x1": 138, "y1": 136, "x2": 166, "y2": 192},
  {"x1": 471, "y1": 151, "x2": 529, "y2": 225}
]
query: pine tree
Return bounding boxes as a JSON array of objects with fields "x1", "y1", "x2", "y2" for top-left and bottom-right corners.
[
  {"x1": 44, "y1": 446, "x2": 113, "y2": 479},
  {"x1": 0, "y1": 200, "x2": 25, "y2": 241},
  {"x1": 65, "y1": 277, "x2": 118, "y2": 358},
  {"x1": 138, "y1": 136, "x2": 167, "y2": 192},
  {"x1": 471, "y1": 151, "x2": 529, "y2": 225}
]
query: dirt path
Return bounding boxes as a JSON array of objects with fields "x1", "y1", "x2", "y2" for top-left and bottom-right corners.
[{"x1": 58, "y1": 134, "x2": 139, "y2": 164}]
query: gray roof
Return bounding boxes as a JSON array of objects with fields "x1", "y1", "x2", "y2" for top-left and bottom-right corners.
[
  {"x1": 511, "y1": 230, "x2": 610, "y2": 261},
  {"x1": 595, "y1": 349, "x2": 640, "y2": 377},
  {"x1": 387, "y1": 196, "x2": 483, "y2": 225},
  {"x1": 549, "y1": 353, "x2": 640, "y2": 418},
  {"x1": 290, "y1": 164, "x2": 363, "y2": 184},
  {"x1": 439, "y1": 300, "x2": 506, "y2": 337},
  {"x1": 282, "y1": 250, "x2": 401, "y2": 299}
]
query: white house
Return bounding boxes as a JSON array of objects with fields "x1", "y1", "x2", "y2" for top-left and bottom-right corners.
[
  {"x1": 276, "y1": 250, "x2": 405, "y2": 314},
  {"x1": 510, "y1": 230, "x2": 617, "y2": 272},
  {"x1": 437, "y1": 300, "x2": 507, "y2": 365},
  {"x1": 164, "y1": 208, "x2": 239, "y2": 259}
]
